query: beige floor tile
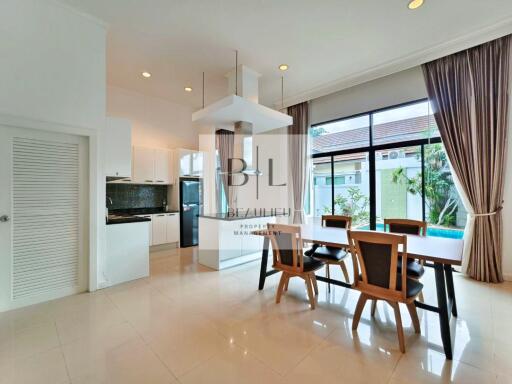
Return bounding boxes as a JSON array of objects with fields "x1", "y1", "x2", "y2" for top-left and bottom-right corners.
[
  {"x1": 147, "y1": 316, "x2": 230, "y2": 377},
  {"x1": 0, "y1": 347, "x2": 69, "y2": 384},
  {"x1": 61, "y1": 322, "x2": 141, "y2": 380},
  {"x1": 1, "y1": 246, "x2": 511, "y2": 383},
  {"x1": 390, "y1": 349, "x2": 497, "y2": 384},
  {"x1": 225, "y1": 309, "x2": 327, "y2": 375},
  {"x1": 179, "y1": 343, "x2": 285, "y2": 384},
  {"x1": 68, "y1": 338, "x2": 177, "y2": 384},
  {"x1": 0, "y1": 322, "x2": 60, "y2": 363},
  {"x1": 493, "y1": 340, "x2": 512, "y2": 377},
  {"x1": 55, "y1": 302, "x2": 126, "y2": 345},
  {"x1": 284, "y1": 338, "x2": 400, "y2": 384}
]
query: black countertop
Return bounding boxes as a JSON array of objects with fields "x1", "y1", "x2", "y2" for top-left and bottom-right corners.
[
  {"x1": 110, "y1": 208, "x2": 179, "y2": 216},
  {"x1": 106, "y1": 213, "x2": 152, "y2": 225},
  {"x1": 199, "y1": 213, "x2": 280, "y2": 221}
]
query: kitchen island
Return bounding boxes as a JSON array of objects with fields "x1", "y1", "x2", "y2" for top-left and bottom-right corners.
[{"x1": 198, "y1": 213, "x2": 277, "y2": 270}]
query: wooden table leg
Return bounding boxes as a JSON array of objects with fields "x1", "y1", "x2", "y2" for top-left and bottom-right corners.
[
  {"x1": 258, "y1": 237, "x2": 270, "y2": 290},
  {"x1": 434, "y1": 263, "x2": 453, "y2": 360},
  {"x1": 444, "y1": 264, "x2": 458, "y2": 317}
]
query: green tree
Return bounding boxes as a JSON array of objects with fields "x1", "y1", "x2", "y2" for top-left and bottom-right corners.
[
  {"x1": 323, "y1": 186, "x2": 369, "y2": 226},
  {"x1": 391, "y1": 144, "x2": 458, "y2": 226}
]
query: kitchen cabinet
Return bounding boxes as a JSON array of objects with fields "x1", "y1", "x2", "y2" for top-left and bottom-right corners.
[
  {"x1": 106, "y1": 221, "x2": 149, "y2": 286},
  {"x1": 191, "y1": 151, "x2": 204, "y2": 177},
  {"x1": 175, "y1": 148, "x2": 204, "y2": 178},
  {"x1": 105, "y1": 117, "x2": 132, "y2": 178},
  {"x1": 132, "y1": 146, "x2": 155, "y2": 183},
  {"x1": 151, "y1": 213, "x2": 180, "y2": 246},
  {"x1": 132, "y1": 146, "x2": 173, "y2": 184},
  {"x1": 152, "y1": 214, "x2": 167, "y2": 245},
  {"x1": 154, "y1": 148, "x2": 171, "y2": 184},
  {"x1": 135, "y1": 215, "x2": 153, "y2": 246},
  {"x1": 165, "y1": 213, "x2": 180, "y2": 244}
]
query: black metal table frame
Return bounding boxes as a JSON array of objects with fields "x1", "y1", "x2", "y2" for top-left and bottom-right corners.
[{"x1": 257, "y1": 237, "x2": 458, "y2": 360}]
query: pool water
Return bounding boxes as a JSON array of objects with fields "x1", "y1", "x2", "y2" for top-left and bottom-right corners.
[{"x1": 358, "y1": 224, "x2": 464, "y2": 239}]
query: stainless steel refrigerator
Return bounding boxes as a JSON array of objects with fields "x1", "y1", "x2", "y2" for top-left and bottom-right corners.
[{"x1": 179, "y1": 178, "x2": 203, "y2": 247}]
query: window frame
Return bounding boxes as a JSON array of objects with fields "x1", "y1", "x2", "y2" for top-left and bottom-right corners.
[{"x1": 310, "y1": 98, "x2": 442, "y2": 230}]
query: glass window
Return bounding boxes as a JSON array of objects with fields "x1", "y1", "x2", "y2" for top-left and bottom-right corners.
[
  {"x1": 310, "y1": 157, "x2": 332, "y2": 216},
  {"x1": 372, "y1": 100, "x2": 439, "y2": 146},
  {"x1": 375, "y1": 146, "x2": 422, "y2": 230},
  {"x1": 332, "y1": 153, "x2": 370, "y2": 228},
  {"x1": 310, "y1": 115, "x2": 370, "y2": 154},
  {"x1": 424, "y1": 144, "x2": 466, "y2": 233}
]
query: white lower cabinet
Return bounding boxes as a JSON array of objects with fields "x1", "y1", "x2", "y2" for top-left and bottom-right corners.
[
  {"x1": 106, "y1": 222, "x2": 150, "y2": 286},
  {"x1": 151, "y1": 213, "x2": 180, "y2": 246},
  {"x1": 166, "y1": 213, "x2": 180, "y2": 244},
  {"x1": 135, "y1": 215, "x2": 153, "y2": 245},
  {"x1": 152, "y1": 214, "x2": 168, "y2": 245}
]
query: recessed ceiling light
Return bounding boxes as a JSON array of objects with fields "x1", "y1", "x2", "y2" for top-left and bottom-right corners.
[
  {"x1": 184, "y1": 87, "x2": 192, "y2": 92},
  {"x1": 278, "y1": 64, "x2": 289, "y2": 71},
  {"x1": 408, "y1": 0, "x2": 424, "y2": 9},
  {"x1": 142, "y1": 72, "x2": 151, "y2": 78}
]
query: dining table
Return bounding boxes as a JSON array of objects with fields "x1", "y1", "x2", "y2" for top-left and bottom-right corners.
[{"x1": 253, "y1": 222, "x2": 463, "y2": 360}]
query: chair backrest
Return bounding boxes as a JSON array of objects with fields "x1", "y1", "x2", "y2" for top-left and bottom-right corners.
[
  {"x1": 347, "y1": 230, "x2": 408, "y2": 300},
  {"x1": 267, "y1": 223, "x2": 304, "y2": 273},
  {"x1": 384, "y1": 218, "x2": 427, "y2": 236},
  {"x1": 321, "y1": 215, "x2": 352, "y2": 229}
]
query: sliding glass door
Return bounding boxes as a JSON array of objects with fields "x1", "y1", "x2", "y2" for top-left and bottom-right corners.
[
  {"x1": 375, "y1": 145, "x2": 422, "y2": 228},
  {"x1": 309, "y1": 99, "x2": 465, "y2": 238}
]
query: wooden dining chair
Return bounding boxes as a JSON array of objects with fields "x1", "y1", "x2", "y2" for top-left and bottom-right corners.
[
  {"x1": 381, "y1": 218, "x2": 427, "y2": 309},
  {"x1": 347, "y1": 230, "x2": 422, "y2": 353},
  {"x1": 267, "y1": 223, "x2": 325, "y2": 310},
  {"x1": 306, "y1": 215, "x2": 352, "y2": 291}
]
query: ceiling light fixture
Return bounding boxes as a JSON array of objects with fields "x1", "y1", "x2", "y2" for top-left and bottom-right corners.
[
  {"x1": 184, "y1": 87, "x2": 192, "y2": 92},
  {"x1": 408, "y1": 0, "x2": 424, "y2": 10},
  {"x1": 142, "y1": 71, "x2": 151, "y2": 78},
  {"x1": 278, "y1": 64, "x2": 289, "y2": 71}
]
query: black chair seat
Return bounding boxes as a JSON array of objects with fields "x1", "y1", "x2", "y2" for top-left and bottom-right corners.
[
  {"x1": 358, "y1": 274, "x2": 423, "y2": 298},
  {"x1": 396, "y1": 274, "x2": 424, "y2": 298},
  {"x1": 303, "y1": 255, "x2": 325, "y2": 272},
  {"x1": 311, "y1": 246, "x2": 348, "y2": 261},
  {"x1": 397, "y1": 258, "x2": 425, "y2": 278}
]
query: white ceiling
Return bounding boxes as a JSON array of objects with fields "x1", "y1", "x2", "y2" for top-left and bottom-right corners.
[{"x1": 59, "y1": 0, "x2": 512, "y2": 109}]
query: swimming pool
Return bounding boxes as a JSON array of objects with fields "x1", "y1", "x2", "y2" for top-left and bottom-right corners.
[{"x1": 358, "y1": 224, "x2": 464, "y2": 239}]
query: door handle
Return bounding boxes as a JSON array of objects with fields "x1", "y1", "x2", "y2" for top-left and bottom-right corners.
[{"x1": 0, "y1": 215, "x2": 10, "y2": 223}]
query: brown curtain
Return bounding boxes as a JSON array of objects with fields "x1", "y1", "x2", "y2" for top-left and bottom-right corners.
[
  {"x1": 288, "y1": 102, "x2": 309, "y2": 224},
  {"x1": 215, "y1": 129, "x2": 234, "y2": 210},
  {"x1": 422, "y1": 35, "x2": 511, "y2": 282}
]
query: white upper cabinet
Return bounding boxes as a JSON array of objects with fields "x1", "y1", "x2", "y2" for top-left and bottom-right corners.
[
  {"x1": 191, "y1": 151, "x2": 204, "y2": 177},
  {"x1": 132, "y1": 146, "x2": 173, "y2": 184},
  {"x1": 175, "y1": 148, "x2": 203, "y2": 178},
  {"x1": 104, "y1": 117, "x2": 132, "y2": 178},
  {"x1": 132, "y1": 146, "x2": 155, "y2": 183},
  {"x1": 154, "y1": 148, "x2": 171, "y2": 184}
]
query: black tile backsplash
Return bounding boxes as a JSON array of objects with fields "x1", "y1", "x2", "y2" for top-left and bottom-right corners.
[{"x1": 106, "y1": 184, "x2": 168, "y2": 210}]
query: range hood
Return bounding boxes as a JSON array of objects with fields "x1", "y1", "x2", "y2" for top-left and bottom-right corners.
[{"x1": 192, "y1": 65, "x2": 293, "y2": 133}]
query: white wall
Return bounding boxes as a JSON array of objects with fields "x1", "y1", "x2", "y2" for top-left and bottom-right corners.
[
  {"x1": 502, "y1": 95, "x2": 512, "y2": 281},
  {"x1": 0, "y1": 0, "x2": 106, "y2": 129},
  {"x1": 310, "y1": 67, "x2": 427, "y2": 125},
  {"x1": 0, "y1": 0, "x2": 107, "y2": 292},
  {"x1": 107, "y1": 85, "x2": 198, "y2": 150},
  {"x1": 235, "y1": 129, "x2": 290, "y2": 215}
]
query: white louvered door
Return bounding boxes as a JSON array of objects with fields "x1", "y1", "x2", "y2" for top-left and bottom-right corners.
[{"x1": 0, "y1": 125, "x2": 88, "y2": 311}]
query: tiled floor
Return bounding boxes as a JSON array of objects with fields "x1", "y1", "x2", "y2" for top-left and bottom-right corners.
[{"x1": 1, "y1": 246, "x2": 512, "y2": 383}]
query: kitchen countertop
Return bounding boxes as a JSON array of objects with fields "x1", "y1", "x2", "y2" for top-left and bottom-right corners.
[
  {"x1": 106, "y1": 213, "x2": 152, "y2": 225},
  {"x1": 199, "y1": 212, "x2": 281, "y2": 221},
  {"x1": 110, "y1": 208, "x2": 179, "y2": 216}
]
